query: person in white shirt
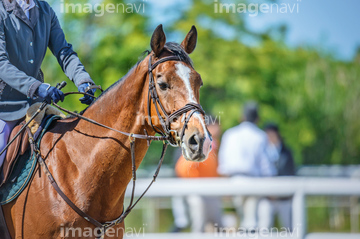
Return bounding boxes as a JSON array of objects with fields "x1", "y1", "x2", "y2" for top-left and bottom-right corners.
[{"x1": 218, "y1": 102, "x2": 277, "y2": 230}]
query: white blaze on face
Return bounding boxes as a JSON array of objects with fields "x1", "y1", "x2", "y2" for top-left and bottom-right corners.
[
  {"x1": 175, "y1": 63, "x2": 212, "y2": 158},
  {"x1": 175, "y1": 63, "x2": 196, "y2": 103}
]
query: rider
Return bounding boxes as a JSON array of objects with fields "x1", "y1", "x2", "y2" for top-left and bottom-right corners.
[{"x1": 0, "y1": 0, "x2": 96, "y2": 167}]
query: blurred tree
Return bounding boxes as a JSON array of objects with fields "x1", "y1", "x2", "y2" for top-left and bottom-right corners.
[
  {"x1": 170, "y1": 0, "x2": 360, "y2": 165},
  {"x1": 41, "y1": 0, "x2": 360, "y2": 166}
]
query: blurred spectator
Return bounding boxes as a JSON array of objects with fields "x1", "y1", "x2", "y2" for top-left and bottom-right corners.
[
  {"x1": 218, "y1": 102, "x2": 276, "y2": 230},
  {"x1": 258, "y1": 123, "x2": 296, "y2": 231},
  {"x1": 171, "y1": 120, "x2": 224, "y2": 232},
  {"x1": 264, "y1": 123, "x2": 295, "y2": 176}
]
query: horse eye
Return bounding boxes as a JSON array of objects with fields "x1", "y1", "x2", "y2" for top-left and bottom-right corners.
[{"x1": 158, "y1": 82, "x2": 169, "y2": 91}]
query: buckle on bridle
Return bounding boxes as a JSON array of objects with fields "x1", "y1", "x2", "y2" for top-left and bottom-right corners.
[
  {"x1": 168, "y1": 130, "x2": 181, "y2": 147},
  {"x1": 129, "y1": 134, "x2": 135, "y2": 143}
]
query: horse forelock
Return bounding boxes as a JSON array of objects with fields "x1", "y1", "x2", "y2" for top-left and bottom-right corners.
[{"x1": 163, "y1": 42, "x2": 193, "y2": 68}]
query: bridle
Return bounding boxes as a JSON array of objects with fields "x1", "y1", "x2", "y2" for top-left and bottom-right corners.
[
  {"x1": 147, "y1": 54, "x2": 205, "y2": 146},
  {"x1": 30, "y1": 53, "x2": 206, "y2": 238}
]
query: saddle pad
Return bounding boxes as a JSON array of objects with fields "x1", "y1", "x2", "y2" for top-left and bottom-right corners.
[
  {"x1": 0, "y1": 150, "x2": 35, "y2": 205},
  {"x1": 0, "y1": 115, "x2": 62, "y2": 205}
]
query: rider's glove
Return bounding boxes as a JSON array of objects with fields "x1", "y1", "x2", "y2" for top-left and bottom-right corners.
[
  {"x1": 78, "y1": 83, "x2": 96, "y2": 105},
  {"x1": 35, "y1": 83, "x2": 64, "y2": 104}
]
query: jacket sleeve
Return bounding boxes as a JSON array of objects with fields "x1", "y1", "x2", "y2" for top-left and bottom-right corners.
[
  {"x1": 48, "y1": 7, "x2": 94, "y2": 87},
  {"x1": 0, "y1": 18, "x2": 41, "y2": 98}
]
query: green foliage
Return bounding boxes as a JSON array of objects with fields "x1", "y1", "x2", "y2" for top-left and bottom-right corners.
[{"x1": 42, "y1": 0, "x2": 360, "y2": 165}]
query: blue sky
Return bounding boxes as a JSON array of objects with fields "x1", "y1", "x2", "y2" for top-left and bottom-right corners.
[
  {"x1": 149, "y1": 0, "x2": 360, "y2": 61},
  {"x1": 245, "y1": 0, "x2": 360, "y2": 60}
]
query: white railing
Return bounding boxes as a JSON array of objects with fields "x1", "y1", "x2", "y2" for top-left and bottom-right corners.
[{"x1": 125, "y1": 177, "x2": 360, "y2": 239}]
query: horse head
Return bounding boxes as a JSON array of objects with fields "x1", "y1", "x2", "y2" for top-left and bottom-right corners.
[{"x1": 147, "y1": 25, "x2": 212, "y2": 162}]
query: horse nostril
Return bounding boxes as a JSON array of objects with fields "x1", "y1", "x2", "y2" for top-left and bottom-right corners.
[
  {"x1": 188, "y1": 134, "x2": 199, "y2": 153},
  {"x1": 189, "y1": 134, "x2": 197, "y2": 145}
]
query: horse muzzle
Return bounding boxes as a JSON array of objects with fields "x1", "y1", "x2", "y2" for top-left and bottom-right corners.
[{"x1": 182, "y1": 129, "x2": 212, "y2": 162}]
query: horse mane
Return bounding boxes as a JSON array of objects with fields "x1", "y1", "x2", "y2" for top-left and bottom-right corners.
[{"x1": 85, "y1": 42, "x2": 192, "y2": 110}]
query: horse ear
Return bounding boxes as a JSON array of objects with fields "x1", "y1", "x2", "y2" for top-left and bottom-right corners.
[
  {"x1": 150, "y1": 24, "x2": 166, "y2": 57},
  {"x1": 181, "y1": 25, "x2": 197, "y2": 54}
]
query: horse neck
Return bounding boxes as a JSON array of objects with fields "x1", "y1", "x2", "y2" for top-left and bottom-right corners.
[
  {"x1": 74, "y1": 58, "x2": 154, "y2": 218},
  {"x1": 83, "y1": 62, "x2": 150, "y2": 134}
]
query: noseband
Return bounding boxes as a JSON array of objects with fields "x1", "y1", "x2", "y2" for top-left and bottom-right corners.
[{"x1": 147, "y1": 55, "x2": 205, "y2": 146}]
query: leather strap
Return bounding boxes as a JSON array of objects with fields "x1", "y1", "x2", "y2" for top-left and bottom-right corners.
[
  {"x1": 52, "y1": 102, "x2": 169, "y2": 142},
  {"x1": 28, "y1": 132, "x2": 103, "y2": 229},
  {"x1": 29, "y1": 129, "x2": 168, "y2": 237}
]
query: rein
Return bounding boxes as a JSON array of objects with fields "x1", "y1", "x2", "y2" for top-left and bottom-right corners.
[{"x1": 30, "y1": 54, "x2": 205, "y2": 238}]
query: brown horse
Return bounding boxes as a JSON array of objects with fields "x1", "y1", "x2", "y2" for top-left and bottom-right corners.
[{"x1": 2, "y1": 25, "x2": 211, "y2": 238}]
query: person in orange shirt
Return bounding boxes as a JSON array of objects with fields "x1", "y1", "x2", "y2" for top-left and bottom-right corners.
[
  {"x1": 171, "y1": 120, "x2": 224, "y2": 232},
  {"x1": 175, "y1": 122, "x2": 221, "y2": 178}
]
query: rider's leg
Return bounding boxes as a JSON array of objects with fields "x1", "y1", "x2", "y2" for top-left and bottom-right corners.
[{"x1": 0, "y1": 119, "x2": 18, "y2": 167}]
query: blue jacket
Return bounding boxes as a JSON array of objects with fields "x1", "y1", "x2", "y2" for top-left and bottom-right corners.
[{"x1": 0, "y1": 0, "x2": 94, "y2": 121}]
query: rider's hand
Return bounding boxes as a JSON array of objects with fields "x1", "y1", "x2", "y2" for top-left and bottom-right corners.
[
  {"x1": 35, "y1": 83, "x2": 64, "y2": 104},
  {"x1": 78, "y1": 83, "x2": 96, "y2": 105}
]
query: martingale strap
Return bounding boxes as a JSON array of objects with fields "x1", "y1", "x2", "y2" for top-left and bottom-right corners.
[{"x1": 30, "y1": 129, "x2": 168, "y2": 238}]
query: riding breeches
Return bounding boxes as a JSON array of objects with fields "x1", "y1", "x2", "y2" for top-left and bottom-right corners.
[{"x1": 0, "y1": 119, "x2": 18, "y2": 167}]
